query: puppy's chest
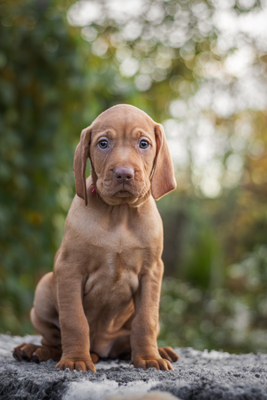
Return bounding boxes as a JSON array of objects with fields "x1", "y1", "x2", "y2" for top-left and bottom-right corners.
[
  {"x1": 82, "y1": 214, "x2": 160, "y2": 303},
  {"x1": 88, "y1": 238, "x2": 142, "y2": 275},
  {"x1": 83, "y1": 251, "x2": 139, "y2": 311},
  {"x1": 83, "y1": 229, "x2": 147, "y2": 300},
  {"x1": 87, "y1": 221, "x2": 149, "y2": 265}
]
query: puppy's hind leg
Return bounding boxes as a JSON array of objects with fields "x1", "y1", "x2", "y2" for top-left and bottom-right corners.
[{"x1": 13, "y1": 272, "x2": 62, "y2": 363}]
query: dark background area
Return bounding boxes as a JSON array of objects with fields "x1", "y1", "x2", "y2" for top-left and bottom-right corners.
[{"x1": 0, "y1": 0, "x2": 266, "y2": 354}]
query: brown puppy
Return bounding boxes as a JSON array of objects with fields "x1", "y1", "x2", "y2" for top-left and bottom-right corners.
[{"x1": 13, "y1": 104, "x2": 179, "y2": 372}]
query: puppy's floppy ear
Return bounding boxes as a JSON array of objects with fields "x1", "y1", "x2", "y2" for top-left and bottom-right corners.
[
  {"x1": 151, "y1": 123, "x2": 177, "y2": 200},
  {"x1": 73, "y1": 126, "x2": 92, "y2": 206}
]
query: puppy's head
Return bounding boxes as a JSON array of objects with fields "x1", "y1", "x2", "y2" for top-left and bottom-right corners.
[{"x1": 74, "y1": 104, "x2": 176, "y2": 206}]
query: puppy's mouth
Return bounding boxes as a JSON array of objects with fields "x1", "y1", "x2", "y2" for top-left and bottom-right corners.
[
  {"x1": 98, "y1": 180, "x2": 150, "y2": 206},
  {"x1": 116, "y1": 190, "x2": 132, "y2": 198},
  {"x1": 98, "y1": 176, "x2": 149, "y2": 203},
  {"x1": 109, "y1": 181, "x2": 137, "y2": 198},
  {"x1": 102, "y1": 186, "x2": 141, "y2": 201}
]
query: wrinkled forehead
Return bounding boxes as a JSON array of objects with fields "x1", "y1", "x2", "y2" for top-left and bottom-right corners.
[{"x1": 91, "y1": 105, "x2": 156, "y2": 138}]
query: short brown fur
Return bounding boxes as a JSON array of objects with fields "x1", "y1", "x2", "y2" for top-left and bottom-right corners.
[{"x1": 13, "y1": 104, "x2": 178, "y2": 372}]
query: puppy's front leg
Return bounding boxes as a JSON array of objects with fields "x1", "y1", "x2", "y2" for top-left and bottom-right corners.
[
  {"x1": 131, "y1": 262, "x2": 173, "y2": 371},
  {"x1": 55, "y1": 266, "x2": 96, "y2": 372}
]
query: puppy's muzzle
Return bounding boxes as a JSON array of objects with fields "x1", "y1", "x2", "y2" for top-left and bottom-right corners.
[{"x1": 113, "y1": 166, "x2": 134, "y2": 185}]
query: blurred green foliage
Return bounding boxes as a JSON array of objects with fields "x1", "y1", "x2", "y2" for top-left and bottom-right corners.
[
  {"x1": 159, "y1": 245, "x2": 267, "y2": 353},
  {"x1": 0, "y1": 0, "x2": 266, "y2": 353}
]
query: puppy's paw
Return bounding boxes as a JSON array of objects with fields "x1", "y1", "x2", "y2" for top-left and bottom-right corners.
[
  {"x1": 158, "y1": 346, "x2": 179, "y2": 362},
  {"x1": 90, "y1": 352, "x2": 99, "y2": 364},
  {"x1": 13, "y1": 343, "x2": 47, "y2": 362},
  {"x1": 13, "y1": 342, "x2": 61, "y2": 363},
  {"x1": 56, "y1": 358, "x2": 96, "y2": 372},
  {"x1": 13, "y1": 343, "x2": 29, "y2": 361},
  {"x1": 133, "y1": 357, "x2": 173, "y2": 371}
]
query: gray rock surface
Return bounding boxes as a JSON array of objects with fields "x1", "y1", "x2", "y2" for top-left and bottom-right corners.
[{"x1": 0, "y1": 334, "x2": 267, "y2": 400}]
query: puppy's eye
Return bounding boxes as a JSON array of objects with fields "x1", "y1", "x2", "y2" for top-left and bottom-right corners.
[
  {"x1": 139, "y1": 140, "x2": 149, "y2": 149},
  {"x1": 98, "y1": 140, "x2": 109, "y2": 149}
]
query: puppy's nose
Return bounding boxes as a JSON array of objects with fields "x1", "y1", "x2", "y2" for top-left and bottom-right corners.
[{"x1": 113, "y1": 166, "x2": 134, "y2": 183}]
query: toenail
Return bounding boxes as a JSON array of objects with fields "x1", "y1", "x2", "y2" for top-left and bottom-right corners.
[
  {"x1": 21, "y1": 351, "x2": 29, "y2": 361},
  {"x1": 32, "y1": 355, "x2": 40, "y2": 363},
  {"x1": 12, "y1": 351, "x2": 20, "y2": 361}
]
